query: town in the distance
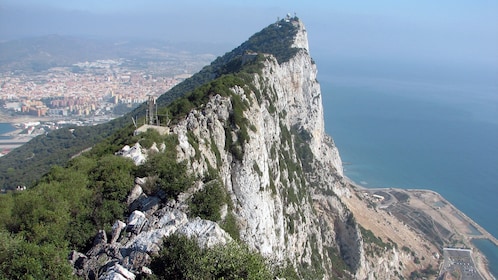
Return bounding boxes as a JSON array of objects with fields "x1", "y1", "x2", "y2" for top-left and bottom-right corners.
[{"x1": 0, "y1": 35, "x2": 217, "y2": 156}]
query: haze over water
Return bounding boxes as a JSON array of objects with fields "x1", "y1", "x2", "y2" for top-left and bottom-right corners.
[
  {"x1": 319, "y1": 59, "x2": 498, "y2": 277},
  {"x1": 1, "y1": 0, "x2": 497, "y2": 276}
]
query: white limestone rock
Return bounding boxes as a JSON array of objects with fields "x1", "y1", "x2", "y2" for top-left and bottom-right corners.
[
  {"x1": 124, "y1": 210, "x2": 188, "y2": 254},
  {"x1": 117, "y1": 143, "x2": 146, "y2": 165},
  {"x1": 127, "y1": 211, "x2": 147, "y2": 234},
  {"x1": 111, "y1": 220, "x2": 126, "y2": 244},
  {"x1": 127, "y1": 185, "x2": 143, "y2": 206},
  {"x1": 134, "y1": 177, "x2": 147, "y2": 187},
  {"x1": 177, "y1": 218, "x2": 232, "y2": 248},
  {"x1": 99, "y1": 263, "x2": 135, "y2": 280}
]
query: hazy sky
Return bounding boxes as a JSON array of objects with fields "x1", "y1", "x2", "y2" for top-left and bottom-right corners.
[{"x1": 1, "y1": 0, "x2": 497, "y2": 73}]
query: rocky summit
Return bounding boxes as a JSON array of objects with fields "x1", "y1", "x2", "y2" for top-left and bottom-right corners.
[
  {"x1": 1, "y1": 17, "x2": 447, "y2": 280},
  {"x1": 70, "y1": 17, "x2": 412, "y2": 279}
]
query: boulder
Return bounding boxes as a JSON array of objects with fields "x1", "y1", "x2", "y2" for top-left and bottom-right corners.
[
  {"x1": 127, "y1": 211, "x2": 147, "y2": 234},
  {"x1": 68, "y1": 250, "x2": 88, "y2": 270},
  {"x1": 127, "y1": 185, "x2": 143, "y2": 206},
  {"x1": 177, "y1": 218, "x2": 232, "y2": 248},
  {"x1": 116, "y1": 143, "x2": 146, "y2": 166},
  {"x1": 123, "y1": 210, "x2": 188, "y2": 254},
  {"x1": 124, "y1": 225, "x2": 177, "y2": 254},
  {"x1": 134, "y1": 177, "x2": 147, "y2": 187},
  {"x1": 94, "y1": 229, "x2": 107, "y2": 245},
  {"x1": 137, "y1": 195, "x2": 161, "y2": 213},
  {"x1": 122, "y1": 251, "x2": 151, "y2": 271},
  {"x1": 99, "y1": 263, "x2": 135, "y2": 280},
  {"x1": 111, "y1": 220, "x2": 126, "y2": 244}
]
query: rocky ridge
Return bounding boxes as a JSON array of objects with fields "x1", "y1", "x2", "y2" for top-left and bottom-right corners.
[{"x1": 72, "y1": 18, "x2": 434, "y2": 279}]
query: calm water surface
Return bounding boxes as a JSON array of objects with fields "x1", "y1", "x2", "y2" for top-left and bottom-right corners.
[{"x1": 319, "y1": 67, "x2": 498, "y2": 277}]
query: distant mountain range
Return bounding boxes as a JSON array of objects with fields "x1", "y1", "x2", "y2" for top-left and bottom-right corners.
[
  {"x1": 0, "y1": 34, "x2": 229, "y2": 72},
  {"x1": 1, "y1": 16, "x2": 492, "y2": 280}
]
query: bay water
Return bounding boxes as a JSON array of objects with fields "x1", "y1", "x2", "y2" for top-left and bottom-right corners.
[
  {"x1": 0, "y1": 123, "x2": 16, "y2": 139},
  {"x1": 318, "y1": 61, "x2": 498, "y2": 277},
  {"x1": 0, "y1": 61, "x2": 496, "y2": 275}
]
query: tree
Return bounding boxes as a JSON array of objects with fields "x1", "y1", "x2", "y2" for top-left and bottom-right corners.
[
  {"x1": 0, "y1": 231, "x2": 75, "y2": 280},
  {"x1": 90, "y1": 155, "x2": 135, "y2": 227},
  {"x1": 10, "y1": 182, "x2": 70, "y2": 245}
]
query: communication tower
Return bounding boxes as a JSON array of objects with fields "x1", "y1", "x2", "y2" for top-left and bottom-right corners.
[{"x1": 147, "y1": 95, "x2": 158, "y2": 125}]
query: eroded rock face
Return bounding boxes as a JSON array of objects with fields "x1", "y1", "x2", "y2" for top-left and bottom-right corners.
[
  {"x1": 72, "y1": 196, "x2": 232, "y2": 279},
  {"x1": 72, "y1": 19, "x2": 403, "y2": 279},
  {"x1": 167, "y1": 20, "x2": 355, "y2": 278}
]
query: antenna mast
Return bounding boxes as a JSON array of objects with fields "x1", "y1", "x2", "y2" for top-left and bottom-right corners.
[{"x1": 148, "y1": 96, "x2": 156, "y2": 125}]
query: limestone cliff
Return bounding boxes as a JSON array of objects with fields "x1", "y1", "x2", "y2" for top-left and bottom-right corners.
[{"x1": 73, "y1": 18, "x2": 417, "y2": 279}]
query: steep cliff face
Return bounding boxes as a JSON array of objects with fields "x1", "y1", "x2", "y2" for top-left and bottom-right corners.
[
  {"x1": 172, "y1": 19, "x2": 349, "y2": 276},
  {"x1": 75, "y1": 18, "x2": 408, "y2": 279},
  {"x1": 160, "y1": 18, "x2": 403, "y2": 279}
]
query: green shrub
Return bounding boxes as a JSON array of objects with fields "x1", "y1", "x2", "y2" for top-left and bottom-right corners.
[
  {"x1": 137, "y1": 128, "x2": 164, "y2": 149},
  {"x1": 189, "y1": 180, "x2": 226, "y2": 221},
  {"x1": 150, "y1": 234, "x2": 273, "y2": 280},
  {"x1": 143, "y1": 151, "x2": 193, "y2": 199},
  {"x1": 0, "y1": 231, "x2": 75, "y2": 280},
  {"x1": 136, "y1": 134, "x2": 193, "y2": 199},
  {"x1": 90, "y1": 155, "x2": 135, "y2": 227},
  {"x1": 220, "y1": 212, "x2": 240, "y2": 241}
]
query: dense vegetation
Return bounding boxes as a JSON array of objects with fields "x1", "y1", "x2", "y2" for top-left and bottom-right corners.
[
  {"x1": 188, "y1": 179, "x2": 227, "y2": 222},
  {"x1": 0, "y1": 18, "x2": 301, "y2": 190},
  {"x1": 233, "y1": 16, "x2": 300, "y2": 64},
  {"x1": 148, "y1": 235, "x2": 273, "y2": 280},
  {"x1": 148, "y1": 234, "x2": 300, "y2": 280},
  {"x1": 0, "y1": 122, "x2": 118, "y2": 189},
  {"x1": 0, "y1": 17, "x2": 305, "y2": 278},
  {"x1": 0, "y1": 128, "x2": 194, "y2": 279}
]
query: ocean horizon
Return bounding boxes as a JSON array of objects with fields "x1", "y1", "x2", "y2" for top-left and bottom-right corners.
[
  {"x1": 1, "y1": 60, "x2": 496, "y2": 276},
  {"x1": 319, "y1": 60, "x2": 498, "y2": 277}
]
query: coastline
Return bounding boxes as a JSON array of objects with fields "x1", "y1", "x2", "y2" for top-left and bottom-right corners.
[
  {"x1": 0, "y1": 113, "x2": 102, "y2": 151},
  {"x1": 342, "y1": 176, "x2": 496, "y2": 279},
  {"x1": 1, "y1": 113, "x2": 495, "y2": 278},
  {"x1": 0, "y1": 119, "x2": 37, "y2": 152},
  {"x1": 0, "y1": 112, "x2": 56, "y2": 124}
]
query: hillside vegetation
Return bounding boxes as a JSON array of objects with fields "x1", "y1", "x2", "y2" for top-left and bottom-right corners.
[
  {"x1": 0, "y1": 18, "x2": 304, "y2": 279},
  {"x1": 0, "y1": 18, "x2": 299, "y2": 190}
]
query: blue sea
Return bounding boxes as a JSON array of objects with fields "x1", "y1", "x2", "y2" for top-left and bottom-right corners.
[
  {"x1": 318, "y1": 60, "x2": 498, "y2": 277},
  {"x1": 0, "y1": 123, "x2": 16, "y2": 139}
]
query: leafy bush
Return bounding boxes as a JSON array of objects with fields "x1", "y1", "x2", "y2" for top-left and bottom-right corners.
[
  {"x1": 90, "y1": 155, "x2": 135, "y2": 227},
  {"x1": 149, "y1": 234, "x2": 273, "y2": 280},
  {"x1": 188, "y1": 180, "x2": 226, "y2": 222},
  {"x1": 143, "y1": 152, "x2": 193, "y2": 199},
  {"x1": 0, "y1": 231, "x2": 75, "y2": 280},
  {"x1": 134, "y1": 134, "x2": 193, "y2": 199},
  {"x1": 137, "y1": 128, "x2": 165, "y2": 149},
  {"x1": 220, "y1": 212, "x2": 240, "y2": 241}
]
